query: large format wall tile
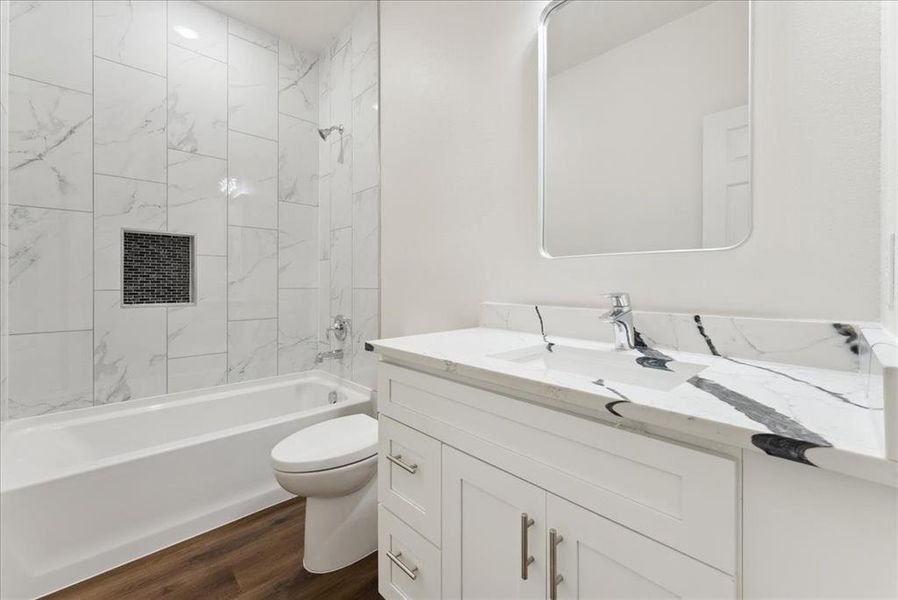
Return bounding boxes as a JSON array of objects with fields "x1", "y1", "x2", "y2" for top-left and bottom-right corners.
[
  {"x1": 228, "y1": 35, "x2": 277, "y2": 140},
  {"x1": 228, "y1": 18, "x2": 277, "y2": 51},
  {"x1": 330, "y1": 136, "x2": 352, "y2": 229},
  {"x1": 330, "y1": 227, "x2": 352, "y2": 320},
  {"x1": 94, "y1": 290, "x2": 166, "y2": 404},
  {"x1": 330, "y1": 42, "x2": 352, "y2": 137},
  {"x1": 94, "y1": 174, "x2": 166, "y2": 290},
  {"x1": 168, "y1": 255, "x2": 226, "y2": 357},
  {"x1": 351, "y1": 288, "x2": 379, "y2": 388},
  {"x1": 279, "y1": 114, "x2": 318, "y2": 205},
  {"x1": 318, "y1": 259, "x2": 331, "y2": 341},
  {"x1": 318, "y1": 91, "x2": 332, "y2": 171},
  {"x1": 278, "y1": 289, "x2": 318, "y2": 374},
  {"x1": 228, "y1": 226, "x2": 277, "y2": 320},
  {"x1": 9, "y1": 0, "x2": 92, "y2": 93},
  {"x1": 8, "y1": 206, "x2": 92, "y2": 333},
  {"x1": 279, "y1": 41, "x2": 318, "y2": 122},
  {"x1": 352, "y1": 186, "x2": 379, "y2": 288},
  {"x1": 352, "y1": 84, "x2": 379, "y2": 193},
  {"x1": 351, "y1": 1, "x2": 378, "y2": 97},
  {"x1": 168, "y1": 352, "x2": 227, "y2": 392},
  {"x1": 228, "y1": 131, "x2": 277, "y2": 229},
  {"x1": 94, "y1": 58, "x2": 166, "y2": 182},
  {"x1": 279, "y1": 202, "x2": 318, "y2": 288},
  {"x1": 8, "y1": 330, "x2": 93, "y2": 418},
  {"x1": 94, "y1": 0, "x2": 166, "y2": 75},
  {"x1": 8, "y1": 76, "x2": 92, "y2": 211},
  {"x1": 228, "y1": 318, "x2": 277, "y2": 382},
  {"x1": 168, "y1": 150, "x2": 226, "y2": 255},
  {"x1": 168, "y1": 44, "x2": 227, "y2": 157},
  {"x1": 318, "y1": 173, "x2": 332, "y2": 259},
  {"x1": 168, "y1": 0, "x2": 227, "y2": 62}
]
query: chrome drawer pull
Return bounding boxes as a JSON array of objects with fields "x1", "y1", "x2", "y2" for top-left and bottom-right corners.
[
  {"x1": 386, "y1": 550, "x2": 419, "y2": 580},
  {"x1": 549, "y1": 528, "x2": 564, "y2": 600},
  {"x1": 387, "y1": 453, "x2": 418, "y2": 474},
  {"x1": 521, "y1": 513, "x2": 535, "y2": 580}
]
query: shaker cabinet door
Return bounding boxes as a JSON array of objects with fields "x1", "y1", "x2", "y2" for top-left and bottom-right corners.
[
  {"x1": 442, "y1": 446, "x2": 547, "y2": 600},
  {"x1": 546, "y1": 494, "x2": 736, "y2": 599}
]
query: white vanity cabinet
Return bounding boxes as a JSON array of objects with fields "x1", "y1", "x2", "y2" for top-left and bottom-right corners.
[{"x1": 377, "y1": 363, "x2": 738, "y2": 600}]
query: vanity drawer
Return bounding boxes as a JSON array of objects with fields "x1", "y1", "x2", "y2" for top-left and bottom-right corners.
[
  {"x1": 379, "y1": 505, "x2": 441, "y2": 600},
  {"x1": 378, "y1": 416, "x2": 442, "y2": 545}
]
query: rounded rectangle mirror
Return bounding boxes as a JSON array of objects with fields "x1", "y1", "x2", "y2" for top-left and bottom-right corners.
[{"x1": 539, "y1": 0, "x2": 752, "y2": 257}]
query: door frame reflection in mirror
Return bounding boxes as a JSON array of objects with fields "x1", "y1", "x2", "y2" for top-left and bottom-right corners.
[{"x1": 537, "y1": 0, "x2": 754, "y2": 258}]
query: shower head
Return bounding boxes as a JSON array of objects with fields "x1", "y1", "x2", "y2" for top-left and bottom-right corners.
[{"x1": 318, "y1": 125, "x2": 344, "y2": 141}]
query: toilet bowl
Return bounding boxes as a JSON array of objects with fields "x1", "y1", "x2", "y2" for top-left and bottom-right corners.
[{"x1": 271, "y1": 413, "x2": 378, "y2": 574}]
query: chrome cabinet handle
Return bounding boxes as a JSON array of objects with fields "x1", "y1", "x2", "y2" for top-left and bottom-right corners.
[
  {"x1": 549, "y1": 528, "x2": 564, "y2": 600},
  {"x1": 520, "y1": 513, "x2": 535, "y2": 580},
  {"x1": 386, "y1": 453, "x2": 418, "y2": 474},
  {"x1": 386, "y1": 550, "x2": 418, "y2": 580}
]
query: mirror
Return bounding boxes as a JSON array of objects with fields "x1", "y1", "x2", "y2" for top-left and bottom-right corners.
[{"x1": 539, "y1": 0, "x2": 751, "y2": 257}]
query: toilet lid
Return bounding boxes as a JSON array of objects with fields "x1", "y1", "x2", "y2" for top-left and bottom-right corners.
[{"x1": 271, "y1": 414, "x2": 378, "y2": 473}]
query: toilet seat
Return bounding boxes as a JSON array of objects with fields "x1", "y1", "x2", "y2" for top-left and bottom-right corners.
[{"x1": 271, "y1": 413, "x2": 378, "y2": 473}]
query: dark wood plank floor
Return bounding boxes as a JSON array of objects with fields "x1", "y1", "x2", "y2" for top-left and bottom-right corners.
[{"x1": 44, "y1": 498, "x2": 380, "y2": 600}]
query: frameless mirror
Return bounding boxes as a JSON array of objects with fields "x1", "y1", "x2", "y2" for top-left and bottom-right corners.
[{"x1": 539, "y1": 0, "x2": 751, "y2": 257}]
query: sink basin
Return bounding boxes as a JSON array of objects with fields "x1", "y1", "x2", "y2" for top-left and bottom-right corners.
[{"x1": 489, "y1": 344, "x2": 707, "y2": 392}]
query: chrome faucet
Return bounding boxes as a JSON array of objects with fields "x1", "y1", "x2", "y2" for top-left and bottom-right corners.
[
  {"x1": 316, "y1": 348, "x2": 344, "y2": 363},
  {"x1": 326, "y1": 314, "x2": 351, "y2": 341},
  {"x1": 600, "y1": 292, "x2": 636, "y2": 350}
]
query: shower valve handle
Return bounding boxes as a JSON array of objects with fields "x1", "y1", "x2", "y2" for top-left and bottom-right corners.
[{"x1": 327, "y1": 315, "x2": 351, "y2": 342}]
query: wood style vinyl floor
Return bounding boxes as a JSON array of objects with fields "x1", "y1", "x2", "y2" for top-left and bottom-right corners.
[{"x1": 44, "y1": 498, "x2": 380, "y2": 600}]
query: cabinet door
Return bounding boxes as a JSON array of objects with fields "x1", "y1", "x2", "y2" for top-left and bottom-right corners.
[
  {"x1": 547, "y1": 494, "x2": 735, "y2": 599},
  {"x1": 442, "y1": 447, "x2": 546, "y2": 599}
]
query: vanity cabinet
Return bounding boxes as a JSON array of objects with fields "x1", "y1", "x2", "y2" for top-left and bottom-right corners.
[{"x1": 377, "y1": 363, "x2": 738, "y2": 599}]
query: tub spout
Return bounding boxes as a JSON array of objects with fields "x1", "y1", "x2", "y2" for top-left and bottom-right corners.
[{"x1": 316, "y1": 349, "x2": 344, "y2": 364}]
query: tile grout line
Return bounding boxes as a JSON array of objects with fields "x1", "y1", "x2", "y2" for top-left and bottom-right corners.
[
  {"x1": 226, "y1": 11, "x2": 230, "y2": 383},
  {"x1": 164, "y1": 0, "x2": 170, "y2": 397},
  {"x1": 276, "y1": 35, "x2": 281, "y2": 377},
  {"x1": 91, "y1": 0, "x2": 96, "y2": 408},
  {"x1": 94, "y1": 54, "x2": 166, "y2": 80}
]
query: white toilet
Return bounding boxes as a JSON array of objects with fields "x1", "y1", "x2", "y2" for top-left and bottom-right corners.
[{"x1": 271, "y1": 413, "x2": 379, "y2": 573}]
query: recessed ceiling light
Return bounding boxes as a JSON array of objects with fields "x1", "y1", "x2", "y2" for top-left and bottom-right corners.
[{"x1": 174, "y1": 25, "x2": 199, "y2": 40}]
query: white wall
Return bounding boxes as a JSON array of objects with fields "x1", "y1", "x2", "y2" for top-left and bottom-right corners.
[
  {"x1": 883, "y1": 0, "x2": 898, "y2": 336},
  {"x1": 546, "y1": 0, "x2": 748, "y2": 255},
  {"x1": 380, "y1": 0, "x2": 882, "y2": 337}
]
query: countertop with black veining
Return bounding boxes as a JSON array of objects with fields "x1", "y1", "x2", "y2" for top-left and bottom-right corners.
[{"x1": 369, "y1": 327, "x2": 897, "y2": 487}]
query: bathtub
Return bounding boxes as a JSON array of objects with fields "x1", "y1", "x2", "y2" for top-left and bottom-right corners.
[{"x1": 0, "y1": 370, "x2": 373, "y2": 599}]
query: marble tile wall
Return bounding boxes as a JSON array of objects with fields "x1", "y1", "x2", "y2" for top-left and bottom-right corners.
[
  {"x1": 0, "y1": 0, "x2": 9, "y2": 421},
  {"x1": 2, "y1": 0, "x2": 379, "y2": 419},
  {"x1": 316, "y1": 1, "x2": 380, "y2": 389}
]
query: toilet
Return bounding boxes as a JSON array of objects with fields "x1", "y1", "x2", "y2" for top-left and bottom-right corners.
[{"x1": 271, "y1": 413, "x2": 379, "y2": 573}]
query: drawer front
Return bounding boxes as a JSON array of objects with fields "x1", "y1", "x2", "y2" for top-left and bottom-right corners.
[
  {"x1": 379, "y1": 363, "x2": 737, "y2": 574},
  {"x1": 379, "y1": 505, "x2": 441, "y2": 600},
  {"x1": 378, "y1": 415, "x2": 442, "y2": 545}
]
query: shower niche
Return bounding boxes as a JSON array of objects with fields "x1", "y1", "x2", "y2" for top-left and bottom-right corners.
[{"x1": 122, "y1": 230, "x2": 195, "y2": 306}]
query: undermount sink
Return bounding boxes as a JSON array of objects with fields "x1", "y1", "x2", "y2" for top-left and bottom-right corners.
[{"x1": 489, "y1": 344, "x2": 707, "y2": 392}]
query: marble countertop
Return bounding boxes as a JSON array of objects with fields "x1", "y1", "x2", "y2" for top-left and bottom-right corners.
[{"x1": 370, "y1": 327, "x2": 898, "y2": 487}]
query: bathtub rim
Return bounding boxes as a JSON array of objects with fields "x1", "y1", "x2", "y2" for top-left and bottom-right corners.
[{"x1": 0, "y1": 370, "x2": 374, "y2": 493}]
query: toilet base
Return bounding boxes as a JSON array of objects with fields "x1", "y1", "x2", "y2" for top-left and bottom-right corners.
[{"x1": 302, "y1": 476, "x2": 378, "y2": 573}]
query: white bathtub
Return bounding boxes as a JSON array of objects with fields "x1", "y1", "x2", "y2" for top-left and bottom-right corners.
[{"x1": 0, "y1": 370, "x2": 373, "y2": 599}]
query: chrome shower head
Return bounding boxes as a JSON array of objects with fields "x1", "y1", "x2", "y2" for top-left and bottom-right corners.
[{"x1": 318, "y1": 125, "x2": 344, "y2": 141}]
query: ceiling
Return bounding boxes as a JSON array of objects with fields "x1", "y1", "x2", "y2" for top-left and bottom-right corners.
[
  {"x1": 547, "y1": 0, "x2": 714, "y2": 75},
  {"x1": 200, "y1": 1, "x2": 367, "y2": 52}
]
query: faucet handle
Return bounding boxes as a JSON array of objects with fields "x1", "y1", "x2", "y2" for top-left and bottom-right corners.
[{"x1": 603, "y1": 292, "x2": 630, "y2": 308}]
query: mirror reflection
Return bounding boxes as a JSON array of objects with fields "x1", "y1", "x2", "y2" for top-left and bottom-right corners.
[{"x1": 541, "y1": 0, "x2": 751, "y2": 256}]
